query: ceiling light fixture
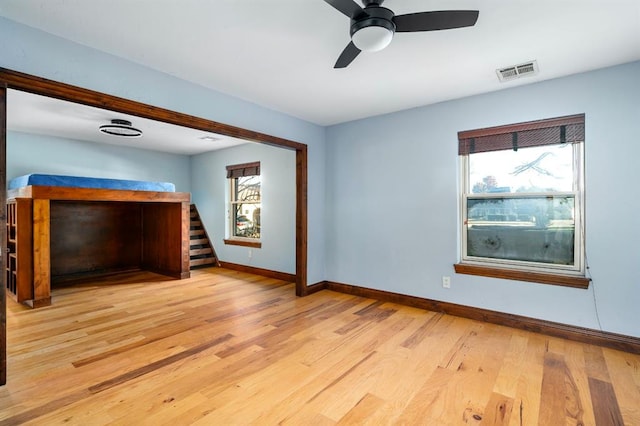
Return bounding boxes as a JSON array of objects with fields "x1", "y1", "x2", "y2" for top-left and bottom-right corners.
[
  {"x1": 99, "y1": 119, "x2": 143, "y2": 138},
  {"x1": 350, "y1": 9, "x2": 395, "y2": 52}
]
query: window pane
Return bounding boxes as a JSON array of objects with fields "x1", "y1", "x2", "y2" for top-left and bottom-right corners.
[
  {"x1": 235, "y1": 175, "x2": 261, "y2": 202},
  {"x1": 466, "y1": 196, "x2": 575, "y2": 265},
  {"x1": 232, "y1": 202, "x2": 261, "y2": 238},
  {"x1": 469, "y1": 144, "x2": 573, "y2": 193},
  {"x1": 231, "y1": 175, "x2": 261, "y2": 239}
]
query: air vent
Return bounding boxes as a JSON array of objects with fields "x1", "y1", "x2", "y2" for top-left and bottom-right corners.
[{"x1": 496, "y1": 60, "x2": 538, "y2": 82}]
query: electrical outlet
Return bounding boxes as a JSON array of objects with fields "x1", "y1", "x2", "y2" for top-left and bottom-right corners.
[
  {"x1": 248, "y1": 249, "x2": 252, "y2": 259},
  {"x1": 442, "y1": 276, "x2": 451, "y2": 288}
]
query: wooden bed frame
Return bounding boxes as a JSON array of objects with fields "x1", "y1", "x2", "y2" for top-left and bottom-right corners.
[{"x1": 6, "y1": 185, "x2": 191, "y2": 308}]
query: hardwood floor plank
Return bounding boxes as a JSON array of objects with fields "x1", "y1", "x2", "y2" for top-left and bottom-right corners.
[
  {"x1": 1, "y1": 267, "x2": 640, "y2": 424},
  {"x1": 400, "y1": 311, "x2": 443, "y2": 349},
  {"x1": 538, "y1": 351, "x2": 586, "y2": 425},
  {"x1": 563, "y1": 340, "x2": 598, "y2": 425},
  {"x1": 336, "y1": 392, "x2": 385, "y2": 425},
  {"x1": 395, "y1": 365, "x2": 457, "y2": 424},
  {"x1": 480, "y1": 392, "x2": 514, "y2": 425},
  {"x1": 585, "y1": 344, "x2": 613, "y2": 382},
  {"x1": 603, "y1": 349, "x2": 640, "y2": 425},
  {"x1": 0, "y1": 388, "x2": 93, "y2": 426},
  {"x1": 589, "y1": 377, "x2": 625, "y2": 426},
  {"x1": 88, "y1": 333, "x2": 233, "y2": 394}
]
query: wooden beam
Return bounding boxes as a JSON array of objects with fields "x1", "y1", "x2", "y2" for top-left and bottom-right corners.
[
  {"x1": 0, "y1": 85, "x2": 7, "y2": 385},
  {"x1": 0, "y1": 68, "x2": 306, "y2": 151},
  {"x1": 32, "y1": 199, "x2": 51, "y2": 308},
  {"x1": 0, "y1": 67, "x2": 308, "y2": 299},
  {"x1": 295, "y1": 146, "x2": 308, "y2": 296}
]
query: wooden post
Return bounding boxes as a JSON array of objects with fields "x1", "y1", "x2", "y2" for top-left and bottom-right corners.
[
  {"x1": 32, "y1": 199, "x2": 51, "y2": 308},
  {"x1": 181, "y1": 201, "x2": 191, "y2": 277},
  {"x1": 0, "y1": 84, "x2": 7, "y2": 385}
]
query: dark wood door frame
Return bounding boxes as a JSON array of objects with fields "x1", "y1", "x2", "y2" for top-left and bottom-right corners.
[
  {"x1": 1, "y1": 85, "x2": 7, "y2": 385},
  {"x1": 0, "y1": 68, "x2": 310, "y2": 384}
]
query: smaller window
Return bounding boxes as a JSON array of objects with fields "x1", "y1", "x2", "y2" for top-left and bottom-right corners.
[{"x1": 226, "y1": 162, "x2": 261, "y2": 243}]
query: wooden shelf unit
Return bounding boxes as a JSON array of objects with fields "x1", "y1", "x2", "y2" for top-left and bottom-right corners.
[
  {"x1": 6, "y1": 198, "x2": 33, "y2": 303},
  {"x1": 6, "y1": 185, "x2": 191, "y2": 308}
]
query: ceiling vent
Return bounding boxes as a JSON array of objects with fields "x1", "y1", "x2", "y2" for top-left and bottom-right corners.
[{"x1": 496, "y1": 60, "x2": 538, "y2": 82}]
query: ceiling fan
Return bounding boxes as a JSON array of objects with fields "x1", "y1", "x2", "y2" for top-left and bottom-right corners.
[{"x1": 325, "y1": 0, "x2": 479, "y2": 68}]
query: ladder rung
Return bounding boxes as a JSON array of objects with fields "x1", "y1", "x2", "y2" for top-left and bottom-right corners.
[
  {"x1": 190, "y1": 258, "x2": 216, "y2": 267},
  {"x1": 190, "y1": 247, "x2": 213, "y2": 256}
]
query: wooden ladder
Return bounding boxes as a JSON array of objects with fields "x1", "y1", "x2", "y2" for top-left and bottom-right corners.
[{"x1": 189, "y1": 204, "x2": 220, "y2": 269}]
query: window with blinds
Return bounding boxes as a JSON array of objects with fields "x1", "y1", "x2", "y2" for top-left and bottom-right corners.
[
  {"x1": 227, "y1": 162, "x2": 261, "y2": 240},
  {"x1": 457, "y1": 114, "x2": 586, "y2": 279}
]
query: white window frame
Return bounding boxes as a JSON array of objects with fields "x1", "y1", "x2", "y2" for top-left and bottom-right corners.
[
  {"x1": 459, "y1": 143, "x2": 585, "y2": 277},
  {"x1": 228, "y1": 175, "x2": 261, "y2": 241},
  {"x1": 225, "y1": 162, "x2": 261, "y2": 247}
]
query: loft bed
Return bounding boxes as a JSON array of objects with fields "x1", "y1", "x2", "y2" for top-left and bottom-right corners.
[{"x1": 6, "y1": 174, "x2": 191, "y2": 308}]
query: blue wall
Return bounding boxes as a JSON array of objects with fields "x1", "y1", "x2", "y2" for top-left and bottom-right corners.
[
  {"x1": 2, "y1": 16, "x2": 639, "y2": 338},
  {"x1": 7, "y1": 131, "x2": 191, "y2": 192},
  {"x1": 326, "y1": 61, "x2": 640, "y2": 338},
  {"x1": 191, "y1": 143, "x2": 296, "y2": 274},
  {"x1": 0, "y1": 17, "x2": 326, "y2": 284}
]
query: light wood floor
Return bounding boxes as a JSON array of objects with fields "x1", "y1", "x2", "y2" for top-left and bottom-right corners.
[{"x1": 1, "y1": 268, "x2": 639, "y2": 425}]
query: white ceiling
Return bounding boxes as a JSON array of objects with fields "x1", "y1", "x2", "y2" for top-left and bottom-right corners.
[
  {"x1": 1, "y1": 0, "x2": 639, "y2": 143},
  {"x1": 7, "y1": 89, "x2": 249, "y2": 155}
]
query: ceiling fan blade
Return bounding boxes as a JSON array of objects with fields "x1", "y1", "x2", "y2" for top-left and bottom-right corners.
[
  {"x1": 334, "y1": 41, "x2": 361, "y2": 68},
  {"x1": 324, "y1": 0, "x2": 367, "y2": 19},
  {"x1": 394, "y1": 10, "x2": 479, "y2": 32}
]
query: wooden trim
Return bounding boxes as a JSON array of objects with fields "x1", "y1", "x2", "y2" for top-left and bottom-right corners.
[
  {"x1": 0, "y1": 68, "x2": 311, "y2": 387},
  {"x1": 454, "y1": 263, "x2": 590, "y2": 289},
  {"x1": 8, "y1": 186, "x2": 190, "y2": 203},
  {"x1": 223, "y1": 239, "x2": 262, "y2": 249},
  {"x1": 32, "y1": 199, "x2": 51, "y2": 308},
  {"x1": 295, "y1": 147, "x2": 308, "y2": 297},
  {"x1": 323, "y1": 280, "x2": 640, "y2": 355},
  {"x1": 0, "y1": 85, "x2": 7, "y2": 385},
  {"x1": 218, "y1": 261, "x2": 295, "y2": 283},
  {"x1": 305, "y1": 281, "x2": 327, "y2": 296},
  {"x1": 0, "y1": 66, "x2": 308, "y2": 299},
  {"x1": 226, "y1": 161, "x2": 260, "y2": 178},
  {"x1": 458, "y1": 114, "x2": 585, "y2": 140},
  {"x1": 0, "y1": 68, "x2": 306, "y2": 151},
  {"x1": 180, "y1": 202, "x2": 192, "y2": 275}
]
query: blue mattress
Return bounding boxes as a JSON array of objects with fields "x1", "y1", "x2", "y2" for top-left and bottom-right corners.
[{"x1": 8, "y1": 174, "x2": 175, "y2": 192}]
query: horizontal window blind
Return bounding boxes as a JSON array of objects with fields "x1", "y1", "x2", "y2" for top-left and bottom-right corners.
[
  {"x1": 458, "y1": 114, "x2": 584, "y2": 155},
  {"x1": 226, "y1": 161, "x2": 260, "y2": 178}
]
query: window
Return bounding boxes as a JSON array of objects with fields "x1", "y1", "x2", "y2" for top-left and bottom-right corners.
[
  {"x1": 225, "y1": 162, "x2": 261, "y2": 246},
  {"x1": 455, "y1": 114, "x2": 589, "y2": 288}
]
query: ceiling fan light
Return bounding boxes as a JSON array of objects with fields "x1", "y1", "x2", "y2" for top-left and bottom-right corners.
[
  {"x1": 99, "y1": 119, "x2": 143, "y2": 138},
  {"x1": 352, "y1": 25, "x2": 394, "y2": 52}
]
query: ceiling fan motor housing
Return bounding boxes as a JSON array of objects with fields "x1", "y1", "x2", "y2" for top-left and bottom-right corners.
[{"x1": 350, "y1": 6, "x2": 396, "y2": 37}]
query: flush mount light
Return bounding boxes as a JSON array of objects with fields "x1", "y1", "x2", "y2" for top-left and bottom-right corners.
[{"x1": 99, "y1": 119, "x2": 143, "y2": 138}]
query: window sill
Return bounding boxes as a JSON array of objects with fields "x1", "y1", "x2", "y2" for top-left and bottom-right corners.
[
  {"x1": 453, "y1": 263, "x2": 590, "y2": 289},
  {"x1": 224, "y1": 238, "x2": 262, "y2": 248}
]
